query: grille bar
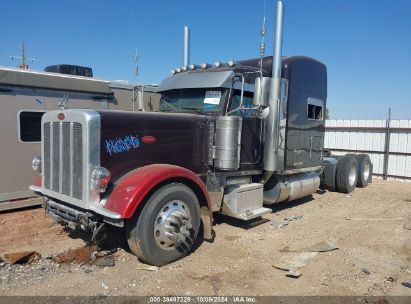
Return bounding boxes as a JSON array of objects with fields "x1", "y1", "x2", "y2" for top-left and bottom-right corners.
[
  {"x1": 51, "y1": 122, "x2": 60, "y2": 192},
  {"x1": 70, "y1": 123, "x2": 74, "y2": 197},
  {"x1": 61, "y1": 122, "x2": 71, "y2": 196},
  {"x1": 43, "y1": 123, "x2": 51, "y2": 189},
  {"x1": 72, "y1": 123, "x2": 83, "y2": 200},
  {"x1": 43, "y1": 121, "x2": 83, "y2": 200}
]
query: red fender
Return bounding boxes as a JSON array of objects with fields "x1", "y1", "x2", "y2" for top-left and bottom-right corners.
[{"x1": 103, "y1": 164, "x2": 211, "y2": 220}]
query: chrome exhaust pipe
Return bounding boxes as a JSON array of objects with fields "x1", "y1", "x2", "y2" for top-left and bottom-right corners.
[
  {"x1": 263, "y1": 0, "x2": 284, "y2": 182},
  {"x1": 183, "y1": 25, "x2": 190, "y2": 66}
]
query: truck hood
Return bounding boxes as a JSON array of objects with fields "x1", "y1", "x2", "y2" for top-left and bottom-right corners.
[{"x1": 97, "y1": 110, "x2": 209, "y2": 184}]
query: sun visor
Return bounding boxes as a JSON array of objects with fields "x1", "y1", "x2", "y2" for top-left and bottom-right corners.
[{"x1": 158, "y1": 71, "x2": 235, "y2": 92}]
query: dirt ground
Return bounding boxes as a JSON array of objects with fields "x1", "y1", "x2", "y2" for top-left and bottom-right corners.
[{"x1": 0, "y1": 179, "x2": 410, "y2": 297}]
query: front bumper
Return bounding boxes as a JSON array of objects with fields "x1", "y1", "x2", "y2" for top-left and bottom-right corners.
[
  {"x1": 46, "y1": 199, "x2": 97, "y2": 230},
  {"x1": 30, "y1": 185, "x2": 123, "y2": 228}
]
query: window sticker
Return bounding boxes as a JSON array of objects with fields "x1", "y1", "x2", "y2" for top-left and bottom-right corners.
[{"x1": 204, "y1": 91, "x2": 221, "y2": 105}]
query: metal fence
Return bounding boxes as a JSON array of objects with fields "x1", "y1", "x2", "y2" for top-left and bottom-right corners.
[{"x1": 324, "y1": 119, "x2": 411, "y2": 181}]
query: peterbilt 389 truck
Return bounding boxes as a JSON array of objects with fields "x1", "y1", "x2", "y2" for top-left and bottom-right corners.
[{"x1": 30, "y1": 0, "x2": 372, "y2": 265}]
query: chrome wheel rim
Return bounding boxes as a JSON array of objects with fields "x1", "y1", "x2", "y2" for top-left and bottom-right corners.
[
  {"x1": 349, "y1": 163, "x2": 357, "y2": 186},
  {"x1": 363, "y1": 162, "x2": 370, "y2": 181},
  {"x1": 153, "y1": 200, "x2": 192, "y2": 250}
]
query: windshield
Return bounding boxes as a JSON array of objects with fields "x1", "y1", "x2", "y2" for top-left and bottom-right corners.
[{"x1": 158, "y1": 88, "x2": 225, "y2": 113}]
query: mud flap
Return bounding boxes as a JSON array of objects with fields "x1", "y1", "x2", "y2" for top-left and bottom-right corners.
[
  {"x1": 322, "y1": 157, "x2": 337, "y2": 191},
  {"x1": 200, "y1": 206, "x2": 214, "y2": 242}
]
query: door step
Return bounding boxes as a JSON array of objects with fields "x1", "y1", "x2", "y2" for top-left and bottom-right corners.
[
  {"x1": 221, "y1": 183, "x2": 271, "y2": 221},
  {"x1": 222, "y1": 205, "x2": 271, "y2": 221}
]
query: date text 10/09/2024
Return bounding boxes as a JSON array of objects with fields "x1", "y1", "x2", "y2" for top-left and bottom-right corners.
[{"x1": 149, "y1": 296, "x2": 257, "y2": 303}]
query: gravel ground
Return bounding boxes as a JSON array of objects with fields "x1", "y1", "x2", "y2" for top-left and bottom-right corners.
[{"x1": 0, "y1": 179, "x2": 410, "y2": 296}]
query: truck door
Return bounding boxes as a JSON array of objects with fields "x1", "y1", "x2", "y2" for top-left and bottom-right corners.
[
  {"x1": 227, "y1": 90, "x2": 263, "y2": 171},
  {"x1": 282, "y1": 57, "x2": 327, "y2": 171}
]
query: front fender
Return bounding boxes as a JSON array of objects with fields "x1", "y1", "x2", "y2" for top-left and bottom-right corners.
[{"x1": 103, "y1": 164, "x2": 211, "y2": 220}]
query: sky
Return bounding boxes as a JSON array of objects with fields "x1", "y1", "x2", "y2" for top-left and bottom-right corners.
[{"x1": 1, "y1": 0, "x2": 410, "y2": 119}]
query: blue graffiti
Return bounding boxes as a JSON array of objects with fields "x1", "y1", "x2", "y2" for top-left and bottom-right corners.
[{"x1": 105, "y1": 135, "x2": 140, "y2": 156}]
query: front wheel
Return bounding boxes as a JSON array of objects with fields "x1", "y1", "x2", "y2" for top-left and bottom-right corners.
[{"x1": 126, "y1": 183, "x2": 201, "y2": 266}]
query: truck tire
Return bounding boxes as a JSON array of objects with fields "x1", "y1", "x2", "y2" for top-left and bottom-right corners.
[
  {"x1": 126, "y1": 183, "x2": 201, "y2": 266},
  {"x1": 336, "y1": 156, "x2": 358, "y2": 193},
  {"x1": 356, "y1": 154, "x2": 372, "y2": 188}
]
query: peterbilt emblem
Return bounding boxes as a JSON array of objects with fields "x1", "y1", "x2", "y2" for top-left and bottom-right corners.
[{"x1": 142, "y1": 136, "x2": 157, "y2": 143}]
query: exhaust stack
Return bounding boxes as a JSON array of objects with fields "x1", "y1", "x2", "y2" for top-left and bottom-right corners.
[
  {"x1": 263, "y1": 0, "x2": 284, "y2": 181},
  {"x1": 183, "y1": 25, "x2": 190, "y2": 66}
]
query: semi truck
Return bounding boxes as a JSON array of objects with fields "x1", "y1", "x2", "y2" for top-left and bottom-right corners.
[{"x1": 30, "y1": 0, "x2": 372, "y2": 266}]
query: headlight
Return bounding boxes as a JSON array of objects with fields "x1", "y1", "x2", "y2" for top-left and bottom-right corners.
[
  {"x1": 91, "y1": 167, "x2": 111, "y2": 193},
  {"x1": 32, "y1": 156, "x2": 41, "y2": 173}
]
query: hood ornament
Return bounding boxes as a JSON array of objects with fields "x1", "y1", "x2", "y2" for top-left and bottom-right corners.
[{"x1": 58, "y1": 94, "x2": 69, "y2": 110}]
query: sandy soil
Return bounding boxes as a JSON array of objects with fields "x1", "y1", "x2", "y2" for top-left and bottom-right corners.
[{"x1": 0, "y1": 179, "x2": 410, "y2": 297}]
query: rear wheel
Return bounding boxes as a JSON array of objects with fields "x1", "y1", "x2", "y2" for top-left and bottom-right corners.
[
  {"x1": 126, "y1": 183, "x2": 201, "y2": 266},
  {"x1": 356, "y1": 154, "x2": 372, "y2": 187},
  {"x1": 336, "y1": 156, "x2": 358, "y2": 193}
]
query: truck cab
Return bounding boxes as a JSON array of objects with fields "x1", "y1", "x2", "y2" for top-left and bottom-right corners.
[{"x1": 157, "y1": 64, "x2": 265, "y2": 172}]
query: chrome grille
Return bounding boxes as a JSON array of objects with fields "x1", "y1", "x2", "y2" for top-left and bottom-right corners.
[{"x1": 43, "y1": 121, "x2": 83, "y2": 200}]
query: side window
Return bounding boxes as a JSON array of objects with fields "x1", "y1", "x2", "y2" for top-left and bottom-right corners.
[
  {"x1": 307, "y1": 97, "x2": 323, "y2": 120},
  {"x1": 18, "y1": 111, "x2": 45, "y2": 142},
  {"x1": 228, "y1": 90, "x2": 255, "y2": 116}
]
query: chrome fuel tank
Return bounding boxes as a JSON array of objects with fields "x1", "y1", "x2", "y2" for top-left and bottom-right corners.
[{"x1": 263, "y1": 171, "x2": 320, "y2": 204}]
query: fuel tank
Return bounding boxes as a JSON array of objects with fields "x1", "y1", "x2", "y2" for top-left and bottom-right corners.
[
  {"x1": 214, "y1": 116, "x2": 242, "y2": 171},
  {"x1": 263, "y1": 171, "x2": 320, "y2": 204}
]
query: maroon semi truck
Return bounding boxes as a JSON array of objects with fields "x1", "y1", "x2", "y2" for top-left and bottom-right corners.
[{"x1": 30, "y1": 0, "x2": 372, "y2": 265}]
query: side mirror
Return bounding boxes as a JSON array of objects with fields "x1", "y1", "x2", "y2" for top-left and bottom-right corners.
[{"x1": 253, "y1": 77, "x2": 270, "y2": 107}]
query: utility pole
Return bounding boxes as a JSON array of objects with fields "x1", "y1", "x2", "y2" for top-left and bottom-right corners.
[
  {"x1": 132, "y1": 49, "x2": 144, "y2": 111},
  {"x1": 133, "y1": 48, "x2": 139, "y2": 79},
  {"x1": 383, "y1": 108, "x2": 392, "y2": 180},
  {"x1": 10, "y1": 41, "x2": 35, "y2": 69}
]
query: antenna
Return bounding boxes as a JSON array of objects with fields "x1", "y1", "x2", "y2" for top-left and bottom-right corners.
[
  {"x1": 10, "y1": 41, "x2": 35, "y2": 69},
  {"x1": 259, "y1": 0, "x2": 267, "y2": 73},
  {"x1": 133, "y1": 48, "x2": 139, "y2": 79}
]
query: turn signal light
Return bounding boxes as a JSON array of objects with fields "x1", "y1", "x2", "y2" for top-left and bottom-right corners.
[{"x1": 91, "y1": 167, "x2": 111, "y2": 193}]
